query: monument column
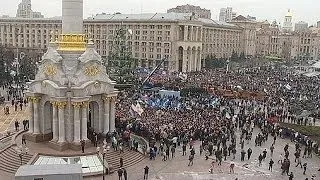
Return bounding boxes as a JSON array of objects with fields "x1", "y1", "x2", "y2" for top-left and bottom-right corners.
[
  {"x1": 52, "y1": 102, "x2": 59, "y2": 141},
  {"x1": 33, "y1": 97, "x2": 41, "y2": 134},
  {"x1": 81, "y1": 102, "x2": 88, "y2": 140},
  {"x1": 72, "y1": 102, "x2": 82, "y2": 143},
  {"x1": 109, "y1": 97, "x2": 116, "y2": 133},
  {"x1": 28, "y1": 100, "x2": 34, "y2": 133},
  {"x1": 98, "y1": 100, "x2": 104, "y2": 133},
  {"x1": 103, "y1": 97, "x2": 110, "y2": 134},
  {"x1": 58, "y1": 102, "x2": 67, "y2": 143}
]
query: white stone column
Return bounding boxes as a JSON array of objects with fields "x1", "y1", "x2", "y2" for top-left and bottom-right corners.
[
  {"x1": 81, "y1": 103, "x2": 88, "y2": 140},
  {"x1": 103, "y1": 98, "x2": 110, "y2": 134},
  {"x1": 28, "y1": 101, "x2": 34, "y2": 133},
  {"x1": 98, "y1": 100, "x2": 104, "y2": 133},
  {"x1": 184, "y1": 26, "x2": 188, "y2": 41},
  {"x1": 33, "y1": 98, "x2": 40, "y2": 134},
  {"x1": 73, "y1": 102, "x2": 81, "y2": 143},
  {"x1": 58, "y1": 102, "x2": 67, "y2": 143},
  {"x1": 52, "y1": 102, "x2": 58, "y2": 141},
  {"x1": 109, "y1": 97, "x2": 116, "y2": 133},
  {"x1": 182, "y1": 49, "x2": 187, "y2": 72}
]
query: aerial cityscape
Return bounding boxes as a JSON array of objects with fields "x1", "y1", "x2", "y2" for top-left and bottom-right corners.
[{"x1": 0, "y1": 0, "x2": 319, "y2": 180}]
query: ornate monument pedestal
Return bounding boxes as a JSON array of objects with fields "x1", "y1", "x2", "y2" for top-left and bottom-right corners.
[{"x1": 25, "y1": 0, "x2": 118, "y2": 152}]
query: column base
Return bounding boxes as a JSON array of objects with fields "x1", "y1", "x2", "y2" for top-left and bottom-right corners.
[
  {"x1": 69, "y1": 141, "x2": 81, "y2": 151},
  {"x1": 24, "y1": 132, "x2": 53, "y2": 143},
  {"x1": 48, "y1": 141, "x2": 69, "y2": 151}
]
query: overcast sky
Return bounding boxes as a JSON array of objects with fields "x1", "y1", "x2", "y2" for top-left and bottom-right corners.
[{"x1": 1, "y1": 0, "x2": 319, "y2": 25}]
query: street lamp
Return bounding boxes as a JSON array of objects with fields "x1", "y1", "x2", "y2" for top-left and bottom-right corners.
[
  {"x1": 97, "y1": 147, "x2": 107, "y2": 180},
  {"x1": 226, "y1": 59, "x2": 230, "y2": 73}
]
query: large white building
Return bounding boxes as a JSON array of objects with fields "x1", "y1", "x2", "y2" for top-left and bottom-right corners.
[{"x1": 0, "y1": 13, "x2": 245, "y2": 72}]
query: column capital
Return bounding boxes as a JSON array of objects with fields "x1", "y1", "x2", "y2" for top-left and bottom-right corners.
[
  {"x1": 57, "y1": 102, "x2": 67, "y2": 109},
  {"x1": 72, "y1": 102, "x2": 83, "y2": 109},
  {"x1": 82, "y1": 101, "x2": 89, "y2": 108},
  {"x1": 104, "y1": 96, "x2": 117, "y2": 102},
  {"x1": 29, "y1": 96, "x2": 41, "y2": 104},
  {"x1": 50, "y1": 101, "x2": 58, "y2": 107}
]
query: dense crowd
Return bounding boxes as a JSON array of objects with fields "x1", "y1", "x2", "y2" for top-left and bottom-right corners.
[{"x1": 113, "y1": 64, "x2": 320, "y2": 179}]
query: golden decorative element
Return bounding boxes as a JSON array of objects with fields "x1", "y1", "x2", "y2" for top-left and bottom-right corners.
[
  {"x1": 45, "y1": 64, "x2": 57, "y2": 76},
  {"x1": 85, "y1": 65, "x2": 100, "y2": 76},
  {"x1": 50, "y1": 101, "x2": 58, "y2": 107},
  {"x1": 58, "y1": 34, "x2": 87, "y2": 51},
  {"x1": 57, "y1": 102, "x2": 68, "y2": 109},
  {"x1": 72, "y1": 102, "x2": 83, "y2": 109},
  {"x1": 110, "y1": 96, "x2": 117, "y2": 102},
  {"x1": 82, "y1": 101, "x2": 89, "y2": 108},
  {"x1": 29, "y1": 97, "x2": 41, "y2": 104}
]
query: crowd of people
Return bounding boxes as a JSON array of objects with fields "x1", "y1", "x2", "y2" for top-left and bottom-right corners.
[{"x1": 113, "y1": 64, "x2": 320, "y2": 179}]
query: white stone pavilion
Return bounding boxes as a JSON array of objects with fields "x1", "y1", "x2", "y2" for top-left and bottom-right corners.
[{"x1": 25, "y1": 0, "x2": 118, "y2": 151}]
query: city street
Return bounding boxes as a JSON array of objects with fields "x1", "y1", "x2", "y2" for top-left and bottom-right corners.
[{"x1": 0, "y1": 102, "x2": 29, "y2": 134}]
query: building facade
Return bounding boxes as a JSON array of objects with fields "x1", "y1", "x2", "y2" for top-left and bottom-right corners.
[
  {"x1": 231, "y1": 15, "x2": 256, "y2": 57},
  {"x1": 0, "y1": 13, "x2": 244, "y2": 72},
  {"x1": 219, "y1": 7, "x2": 236, "y2": 22},
  {"x1": 295, "y1": 21, "x2": 308, "y2": 32},
  {"x1": 16, "y1": 0, "x2": 44, "y2": 18},
  {"x1": 167, "y1": 4, "x2": 211, "y2": 19}
]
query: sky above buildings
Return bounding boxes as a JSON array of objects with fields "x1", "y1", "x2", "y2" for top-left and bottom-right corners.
[{"x1": 1, "y1": 0, "x2": 319, "y2": 25}]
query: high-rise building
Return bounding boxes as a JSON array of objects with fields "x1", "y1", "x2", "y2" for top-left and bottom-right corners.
[
  {"x1": 283, "y1": 9, "x2": 293, "y2": 32},
  {"x1": 317, "y1": 21, "x2": 320, "y2": 28},
  {"x1": 16, "y1": 0, "x2": 32, "y2": 18},
  {"x1": 219, "y1": 7, "x2": 236, "y2": 22},
  {"x1": 295, "y1": 21, "x2": 308, "y2": 32},
  {"x1": 16, "y1": 0, "x2": 44, "y2": 18},
  {"x1": 167, "y1": 4, "x2": 211, "y2": 19}
]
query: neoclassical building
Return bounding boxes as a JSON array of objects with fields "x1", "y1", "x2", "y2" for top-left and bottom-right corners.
[
  {"x1": 25, "y1": 0, "x2": 118, "y2": 151},
  {"x1": 0, "y1": 12, "x2": 243, "y2": 72}
]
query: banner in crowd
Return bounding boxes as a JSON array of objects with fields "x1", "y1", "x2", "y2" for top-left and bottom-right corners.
[{"x1": 158, "y1": 90, "x2": 181, "y2": 99}]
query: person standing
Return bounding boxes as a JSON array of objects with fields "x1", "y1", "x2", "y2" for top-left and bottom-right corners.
[
  {"x1": 123, "y1": 168, "x2": 128, "y2": 180},
  {"x1": 295, "y1": 157, "x2": 302, "y2": 168},
  {"x1": 269, "y1": 159, "x2": 274, "y2": 172},
  {"x1": 247, "y1": 148, "x2": 252, "y2": 160},
  {"x1": 303, "y1": 162, "x2": 307, "y2": 175},
  {"x1": 144, "y1": 166, "x2": 149, "y2": 180},
  {"x1": 240, "y1": 149, "x2": 246, "y2": 161},
  {"x1": 258, "y1": 154, "x2": 263, "y2": 166},
  {"x1": 188, "y1": 154, "x2": 194, "y2": 166},
  {"x1": 120, "y1": 157, "x2": 124, "y2": 168},
  {"x1": 230, "y1": 162, "x2": 235, "y2": 173},
  {"x1": 117, "y1": 168, "x2": 123, "y2": 180},
  {"x1": 182, "y1": 144, "x2": 186, "y2": 156},
  {"x1": 80, "y1": 139, "x2": 85, "y2": 153},
  {"x1": 171, "y1": 145, "x2": 175, "y2": 158},
  {"x1": 270, "y1": 144, "x2": 275, "y2": 157}
]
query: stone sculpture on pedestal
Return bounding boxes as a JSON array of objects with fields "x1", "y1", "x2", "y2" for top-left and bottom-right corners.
[{"x1": 25, "y1": 0, "x2": 118, "y2": 151}]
